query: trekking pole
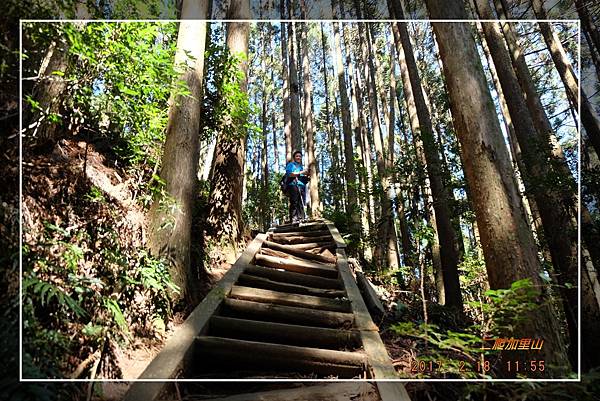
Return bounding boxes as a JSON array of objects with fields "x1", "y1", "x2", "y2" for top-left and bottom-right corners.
[{"x1": 301, "y1": 181, "x2": 307, "y2": 221}]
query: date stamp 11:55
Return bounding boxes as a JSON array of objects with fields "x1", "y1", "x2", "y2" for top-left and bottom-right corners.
[{"x1": 409, "y1": 337, "x2": 546, "y2": 377}]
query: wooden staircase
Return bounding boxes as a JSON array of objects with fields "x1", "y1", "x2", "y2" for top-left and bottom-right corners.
[{"x1": 123, "y1": 220, "x2": 410, "y2": 401}]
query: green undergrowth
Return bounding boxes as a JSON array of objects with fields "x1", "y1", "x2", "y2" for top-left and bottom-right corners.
[
  {"x1": 22, "y1": 181, "x2": 179, "y2": 380},
  {"x1": 391, "y1": 277, "x2": 550, "y2": 379}
]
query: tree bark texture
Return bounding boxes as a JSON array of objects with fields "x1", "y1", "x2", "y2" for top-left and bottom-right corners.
[
  {"x1": 358, "y1": 22, "x2": 397, "y2": 271},
  {"x1": 320, "y1": 23, "x2": 337, "y2": 200},
  {"x1": 475, "y1": 20, "x2": 546, "y2": 250},
  {"x1": 582, "y1": 248, "x2": 600, "y2": 370},
  {"x1": 496, "y1": 0, "x2": 600, "y2": 265},
  {"x1": 299, "y1": 22, "x2": 322, "y2": 217},
  {"x1": 575, "y1": 0, "x2": 600, "y2": 58},
  {"x1": 496, "y1": 4, "x2": 600, "y2": 369},
  {"x1": 207, "y1": 1, "x2": 250, "y2": 256},
  {"x1": 533, "y1": 7, "x2": 600, "y2": 158},
  {"x1": 28, "y1": 34, "x2": 71, "y2": 146},
  {"x1": 425, "y1": 0, "x2": 570, "y2": 374},
  {"x1": 476, "y1": 0, "x2": 579, "y2": 369},
  {"x1": 390, "y1": 20, "x2": 443, "y2": 301},
  {"x1": 260, "y1": 26, "x2": 271, "y2": 231},
  {"x1": 343, "y1": 24, "x2": 374, "y2": 261},
  {"x1": 390, "y1": 1, "x2": 463, "y2": 308},
  {"x1": 288, "y1": 21, "x2": 302, "y2": 154},
  {"x1": 331, "y1": 22, "x2": 360, "y2": 235},
  {"x1": 385, "y1": 41, "x2": 402, "y2": 271},
  {"x1": 280, "y1": 19, "x2": 293, "y2": 162},
  {"x1": 148, "y1": 1, "x2": 209, "y2": 304}
]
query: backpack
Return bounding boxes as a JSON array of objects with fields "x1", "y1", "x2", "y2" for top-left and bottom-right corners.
[{"x1": 279, "y1": 173, "x2": 291, "y2": 196}]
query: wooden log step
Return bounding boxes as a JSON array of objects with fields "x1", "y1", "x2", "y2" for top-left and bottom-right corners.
[
  {"x1": 244, "y1": 265, "x2": 342, "y2": 290},
  {"x1": 259, "y1": 247, "x2": 335, "y2": 268},
  {"x1": 273, "y1": 222, "x2": 300, "y2": 229},
  {"x1": 221, "y1": 298, "x2": 354, "y2": 328},
  {"x1": 195, "y1": 360, "x2": 363, "y2": 379},
  {"x1": 208, "y1": 316, "x2": 361, "y2": 349},
  {"x1": 254, "y1": 254, "x2": 338, "y2": 278},
  {"x1": 194, "y1": 336, "x2": 366, "y2": 378},
  {"x1": 270, "y1": 229, "x2": 332, "y2": 239},
  {"x1": 284, "y1": 241, "x2": 337, "y2": 252},
  {"x1": 259, "y1": 247, "x2": 320, "y2": 265},
  {"x1": 237, "y1": 274, "x2": 346, "y2": 298},
  {"x1": 272, "y1": 223, "x2": 328, "y2": 233},
  {"x1": 271, "y1": 234, "x2": 334, "y2": 245},
  {"x1": 229, "y1": 286, "x2": 351, "y2": 313},
  {"x1": 289, "y1": 241, "x2": 335, "y2": 249},
  {"x1": 195, "y1": 336, "x2": 365, "y2": 365},
  {"x1": 262, "y1": 240, "x2": 336, "y2": 264}
]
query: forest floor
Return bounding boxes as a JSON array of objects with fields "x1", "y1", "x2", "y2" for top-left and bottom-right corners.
[{"x1": 20, "y1": 138, "x2": 246, "y2": 388}]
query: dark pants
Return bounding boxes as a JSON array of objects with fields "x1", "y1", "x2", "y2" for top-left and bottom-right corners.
[{"x1": 289, "y1": 185, "x2": 305, "y2": 222}]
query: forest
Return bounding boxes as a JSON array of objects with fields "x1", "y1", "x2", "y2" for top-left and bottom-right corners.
[{"x1": 2, "y1": 0, "x2": 600, "y2": 400}]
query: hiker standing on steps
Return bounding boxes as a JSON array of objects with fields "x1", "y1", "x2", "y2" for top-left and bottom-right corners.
[{"x1": 285, "y1": 150, "x2": 309, "y2": 223}]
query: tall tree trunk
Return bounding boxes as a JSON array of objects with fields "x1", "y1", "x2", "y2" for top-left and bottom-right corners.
[
  {"x1": 148, "y1": 1, "x2": 208, "y2": 304},
  {"x1": 386, "y1": 41, "x2": 402, "y2": 271},
  {"x1": 475, "y1": 20, "x2": 546, "y2": 253},
  {"x1": 27, "y1": 31, "x2": 71, "y2": 146},
  {"x1": 280, "y1": 19, "x2": 293, "y2": 162},
  {"x1": 321, "y1": 23, "x2": 341, "y2": 210},
  {"x1": 414, "y1": 29, "x2": 467, "y2": 263},
  {"x1": 395, "y1": 96, "x2": 416, "y2": 271},
  {"x1": 261, "y1": 25, "x2": 271, "y2": 231},
  {"x1": 332, "y1": 20, "x2": 360, "y2": 233},
  {"x1": 344, "y1": 23, "x2": 374, "y2": 261},
  {"x1": 288, "y1": 20, "x2": 302, "y2": 154},
  {"x1": 390, "y1": 1, "x2": 463, "y2": 309},
  {"x1": 475, "y1": 0, "x2": 579, "y2": 369},
  {"x1": 370, "y1": 27, "x2": 402, "y2": 272},
  {"x1": 577, "y1": 1, "x2": 600, "y2": 85},
  {"x1": 583, "y1": 27, "x2": 600, "y2": 93},
  {"x1": 498, "y1": 2, "x2": 600, "y2": 370},
  {"x1": 425, "y1": 0, "x2": 570, "y2": 375},
  {"x1": 200, "y1": 21, "x2": 216, "y2": 181},
  {"x1": 492, "y1": 2, "x2": 567, "y2": 163},
  {"x1": 358, "y1": 22, "x2": 396, "y2": 271},
  {"x1": 270, "y1": 24, "x2": 280, "y2": 174},
  {"x1": 363, "y1": 24, "x2": 389, "y2": 267},
  {"x1": 261, "y1": 105, "x2": 269, "y2": 231},
  {"x1": 495, "y1": 0, "x2": 600, "y2": 277},
  {"x1": 532, "y1": 2, "x2": 600, "y2": 157},
  {"x1": 388, "y1": 43, "x2": 398, "y2": 170},
  {"x1": 298, "y1": 20, "x2": 322, "y2": 217},
  {"x1": 575, "y1": 0, "x2": 600, "y2": 56},
  {"x1": 358, "y1": 92, "x2": 376, "y2": 238},
  {"x1": 394, "y1": 31, "x2": 443, "y2": 295},
  {"x1": 582, "y1": 246, "x2": 600, "y2": 370},
  {"x1": 272, "y1": 110, "x2": 279, "y2": 172},
  {"x1": 206, "y1": 0, "x2": 250, "y2": 261}
]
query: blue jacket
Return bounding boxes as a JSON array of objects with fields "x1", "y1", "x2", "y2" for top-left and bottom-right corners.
[{"x1": 285, "y1": 161, "x2": 305, "y2": 187}]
